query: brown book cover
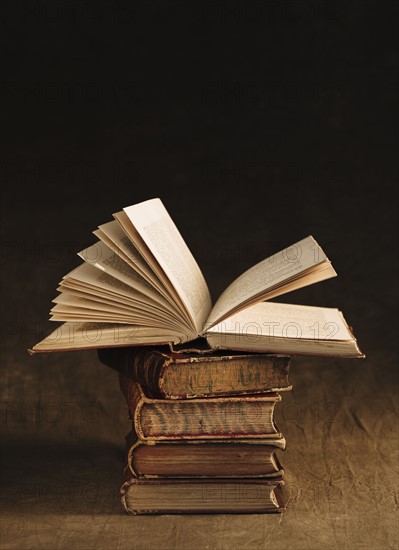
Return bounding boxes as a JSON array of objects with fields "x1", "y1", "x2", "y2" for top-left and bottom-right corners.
[
  {"x1": 98, "y1": 346, "x2": 291, "y2": 399},
  {"x1": 120, "y1": 473, "x2": 286, "y2": 514},
  {"x1": 125, "y1": 430, "x2": 286, "y2": 479},
  {"x1": 119, "y1": 377, "x2": 282, "y2": 440}
]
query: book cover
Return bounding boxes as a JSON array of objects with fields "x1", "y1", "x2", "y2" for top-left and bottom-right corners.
[
  {"x1": 120, "y1": 474, "x2": 287, "y2": 514},
  {"x1": 98, "y1": 346, "x2": 291, "y2": 398},
  {"x1": 125, "y1": 430, "x2": 286, "y2": 478},
  {"x1": 120, "y1": 378, "x2": 283, "y2": 440}
]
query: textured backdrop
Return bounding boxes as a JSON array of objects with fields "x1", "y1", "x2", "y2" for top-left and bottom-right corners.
[{"x1": 1, "y1": 1, "x2": 398, "y2": 548}]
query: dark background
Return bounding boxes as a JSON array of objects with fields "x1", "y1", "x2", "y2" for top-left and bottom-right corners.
[{"x1": 1, "y1": 1, "x2": 398, "y2": 549}]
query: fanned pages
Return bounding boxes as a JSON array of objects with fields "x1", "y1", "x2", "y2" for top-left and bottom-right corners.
[
  {"x1": 204, "y1": 235, "x2": 336, "y2": 328},
  {"x1": 29, "y1": 198, "x2": 364, "y2": 357}
]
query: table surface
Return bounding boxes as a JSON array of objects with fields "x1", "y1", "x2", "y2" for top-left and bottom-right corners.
[{"x1": 1, "y1": 347, "x2": 397, "y2": 550}]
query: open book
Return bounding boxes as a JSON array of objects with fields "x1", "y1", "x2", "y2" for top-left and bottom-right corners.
[{"x1": 29, "y1": 198, "x2": 363, "y2": 357}]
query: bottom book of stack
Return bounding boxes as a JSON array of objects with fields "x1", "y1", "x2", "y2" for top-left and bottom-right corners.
[
  {"x1": 119, "y1": 377, "x2": 288, "y2": 514},
  {"x1": 121, "y1": 472, "x2": 286, "y2": 514}
]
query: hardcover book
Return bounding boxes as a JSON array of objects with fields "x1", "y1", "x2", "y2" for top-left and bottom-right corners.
[
  {"x1": 125, "y1": 430, "x2": 286, "y2": 478},
  {"x1": 29, "y1": 198, "x2": 363, "y2": 357},
  {"x1": 119, "y1": 378, "x2": 282, "y2": 440},
  {"x1": 98, "y1": 347, "x2": 291, "y2": 398},
  {"x1": 120, "y1": 475, "x2": 286, "y2": 514}
]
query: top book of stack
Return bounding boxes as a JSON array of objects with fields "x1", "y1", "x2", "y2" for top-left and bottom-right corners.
[{"x1": 29, "y1": 198, "x2": 364, "y2": 358}]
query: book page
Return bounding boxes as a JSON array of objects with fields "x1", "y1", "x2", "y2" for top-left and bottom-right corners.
[
  {"x1": 206, "y1": 301, "x2": 354, "y2": 341},
  {"x1": 51, "y1": 293, "x2": 184, "y2": 330},
  {"x1": 57, "y1": 281, "x2": 170, "y2": 320},
  {"x1": 123, "y1": 198, "x2": 212, "y2": 334},
  {"x1": 94, "y1": 221, "x2": 163, "y2": 289},
  {"x1": 78, "y1": 240, "x2": 172, "y2": 309},
  {"x1": 29, "y1": 322, "x2": 189, "y2": 353},
  {"x1": 51, "y1": 299, "x2": 168, "y2": 325},
  {"x1": 113, "y1": 210, "x2": 196, "y2": 330},
  {"x1": 61, "y1": 263, "x2": 191, "y2": 332},
  {"x1": 93, "y1": 224, "x2": 179, "y2": 310},
  {"x1": 54, "y1": 289, "x2": 136, "y2": 312},
  {"x1": 233, "y1": 263, "x2": 336, "y2": 312},
  {"x1": 205, "y1": 302, "x2": 363, "y2": 356},
  {"x1": 205, "y1": 236, "x2": 335, "y2": 328},
  {"x1": 63, "y1": 263, "x2": 152, "y2": 304}
]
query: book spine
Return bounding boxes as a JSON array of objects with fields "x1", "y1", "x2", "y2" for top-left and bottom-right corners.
[
  {"x1": 119, "y1": 375, "x2": 147, "y2": 439},
  {"x1": 120, "y1": 468, "x2": 139, "y2": 515}
]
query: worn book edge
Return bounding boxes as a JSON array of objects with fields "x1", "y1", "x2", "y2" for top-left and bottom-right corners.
[
  {"x1": 126, "y1": 435, "x2": 286, "y2": 478},
  {"x1": 123, "y1": 379, "x2": 282, "y2": 441},
  {"x1": 120, "y1": 476, "x2": 286, "y2": 515}
]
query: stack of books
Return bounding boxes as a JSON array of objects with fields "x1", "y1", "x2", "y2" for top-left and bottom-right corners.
[
  {"x1": 30, "y1": 198, "x2": 364, "y2": 514},
  {"x1": 99, "y1": 346, "x2": 292, "y2": 514}
]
